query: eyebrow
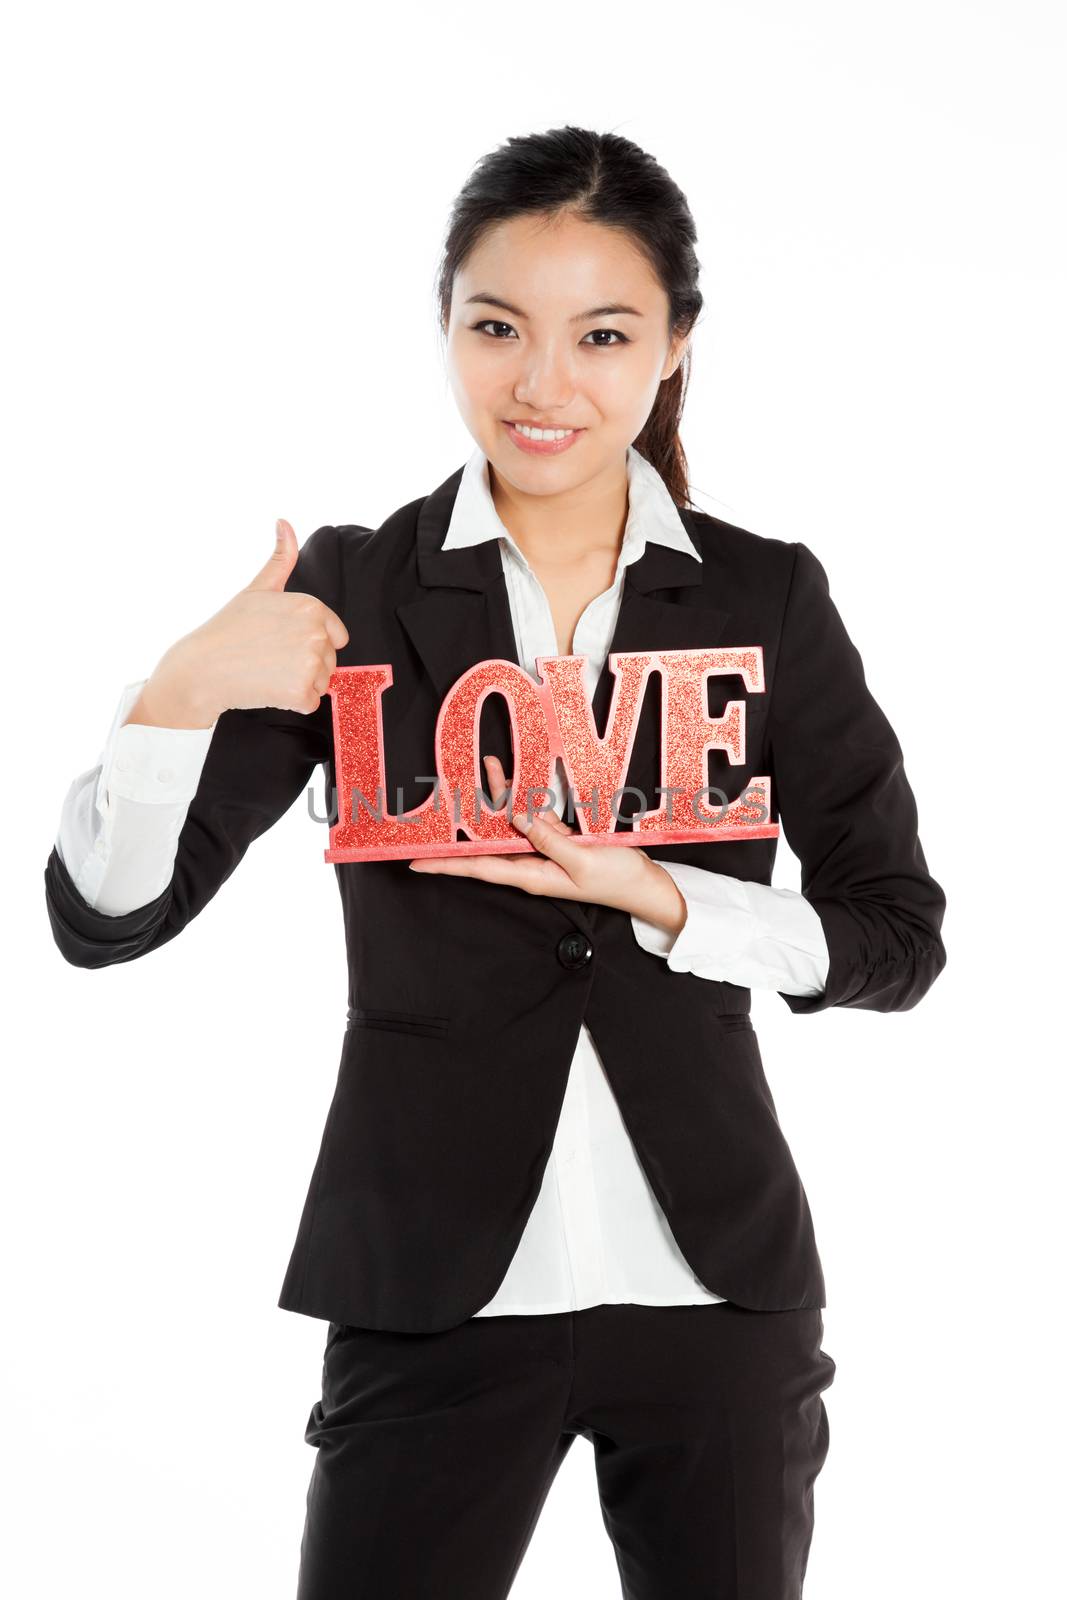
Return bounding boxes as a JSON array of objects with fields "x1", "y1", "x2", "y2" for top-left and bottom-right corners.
[{"x1": 463, "y1": 293, "x2": 644, "y2": 322}]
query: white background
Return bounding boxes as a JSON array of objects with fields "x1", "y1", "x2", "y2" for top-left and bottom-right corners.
[{"x1": 5, "y1": 1, "x2": 1064, "y2": 1595}]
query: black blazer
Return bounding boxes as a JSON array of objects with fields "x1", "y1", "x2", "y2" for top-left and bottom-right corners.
[{"x1": 44, "y1": 463, "x2": 948, "y2": 1333}]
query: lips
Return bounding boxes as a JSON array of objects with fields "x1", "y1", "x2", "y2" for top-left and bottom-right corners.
[
  {"x1": 506, "y1": 421, "x2": 581, "y2": 432},
  {"x1": 503, "y1": 420, "x2": 586, "y2": 456}
]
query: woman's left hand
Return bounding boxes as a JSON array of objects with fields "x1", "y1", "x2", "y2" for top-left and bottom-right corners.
[{"x1": 408, "y1": 755, "x2": 688, "y2": 935}]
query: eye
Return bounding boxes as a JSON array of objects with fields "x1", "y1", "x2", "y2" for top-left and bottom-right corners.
[
  {"x1": 472, "y1": 320, "x2": 519, "y2": 339},
  {"x1": 580, "y1": 328, "x2": 630, "y2": 347},
  {"x1": 470, "y1": 321, "x2": 630, "y2": 347}
]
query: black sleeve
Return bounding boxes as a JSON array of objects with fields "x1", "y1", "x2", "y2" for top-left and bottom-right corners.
[
  {"x1": 766, "y1": 540, "x2": 947, "y2": 1014},
  {"x1": 44, "y1": 524, "x2": 344, "y2": 969}
]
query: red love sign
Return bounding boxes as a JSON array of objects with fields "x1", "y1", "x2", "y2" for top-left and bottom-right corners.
[{"x1": 323, "y1": 647, "x2": 779, "y2": 863}]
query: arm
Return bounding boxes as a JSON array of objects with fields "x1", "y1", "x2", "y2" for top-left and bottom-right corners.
[
  {"x1": 630, "y1": 862, "x2": 830, "y2": 998},
  {"x1": 762, "y1": 540, "x2": 947, "y2": 1013},
  {"x1": 44, "y1": 523, "x2": 345, "y2": 968}
]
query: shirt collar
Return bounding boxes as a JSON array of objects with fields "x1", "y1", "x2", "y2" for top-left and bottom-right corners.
[{"x1": 442, "y1": 442, "x2": 702, "y2": 573}]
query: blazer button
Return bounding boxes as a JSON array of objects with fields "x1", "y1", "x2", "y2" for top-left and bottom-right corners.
[{"x1": 556, "y1": 931, "x2": 593, "y2": 971}]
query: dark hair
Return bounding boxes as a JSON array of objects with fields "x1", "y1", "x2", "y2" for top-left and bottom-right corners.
[{"x1": 435, "y1": 125, "x2": 704, "y2": 510}]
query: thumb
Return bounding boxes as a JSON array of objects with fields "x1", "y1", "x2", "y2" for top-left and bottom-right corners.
[{"x1": 247, "y1": 518, "x2": 300, "y2": 592}]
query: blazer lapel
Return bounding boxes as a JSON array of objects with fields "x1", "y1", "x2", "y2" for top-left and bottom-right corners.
[
  {"x1": 395, "y1": 465, "x2": 521, "y2": 764},
  {"x1": 394, "y1": 466, "x2": 735, "y2": 938}
]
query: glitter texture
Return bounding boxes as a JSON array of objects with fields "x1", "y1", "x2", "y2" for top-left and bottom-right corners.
[
  {"x1": 635, "y1": 647, "x2": 771, "y2": 837},
  {"x1": 538, "y1": 652, "x2": 652, "y2": 835},
  {"x1": 324, "y1": 650, "x2": 779, "y2": 863}
]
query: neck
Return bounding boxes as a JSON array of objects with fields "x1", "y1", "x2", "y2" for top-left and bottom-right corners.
[{"x1": 489, "y1": 454, "x2": 629, "y2": 567}]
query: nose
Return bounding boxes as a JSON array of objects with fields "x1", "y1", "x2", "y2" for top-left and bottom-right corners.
[{"x1": 513, "y1": 343, "x2": 578, "y2": 416}]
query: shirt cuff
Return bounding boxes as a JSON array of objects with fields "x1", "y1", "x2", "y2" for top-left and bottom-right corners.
[
  {"x1": 630, "y1": 907, "x2": 678, "y2": 957},
  {"x1": 630, "y1": 861, "x2": 750, "y2": 970},
  {"x1": 630, "y1": 860, "x2": 831, "y2": 996},
  {"x1": 99, "y1": 680, "x2": 218, "y2": 808}
]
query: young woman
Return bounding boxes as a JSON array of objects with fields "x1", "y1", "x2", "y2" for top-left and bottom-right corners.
[{"x1": 46, "y1": 126, "x2": 947, "y2": 1599}]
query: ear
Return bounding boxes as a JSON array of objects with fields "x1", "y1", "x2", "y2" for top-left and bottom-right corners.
[{"x1": 661, "y1": 332, "x2": 690, "y2": 382}]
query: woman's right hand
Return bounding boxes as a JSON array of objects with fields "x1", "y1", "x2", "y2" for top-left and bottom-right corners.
[{"x1": 124, "y1": 520, "x2": 350, "y2": 730}]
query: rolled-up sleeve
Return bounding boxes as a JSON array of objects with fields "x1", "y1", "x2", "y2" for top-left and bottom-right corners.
[
  {"x1": 56, "y1": 678, "x2": 218, "y2": 917},
  {"x1": 630, "y1": 861, "x2": 830, "y2": 997},
  {"x1": 765, "y1": 541, "x2": 947, "y2": 1013}
]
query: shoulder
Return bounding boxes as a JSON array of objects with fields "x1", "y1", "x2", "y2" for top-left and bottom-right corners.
[
  {"x1": 333, "y1": 487, "x2": 427, "y2": 563},
  {"x1": 301, "y1": 492, "x2": 431, "y2": 622},
  {"x1": 295, "y1": 492, "x2": 424, "y2": 572},
  {"x1": 678, "y1": 505, "x2": 812, "y2": 612}
]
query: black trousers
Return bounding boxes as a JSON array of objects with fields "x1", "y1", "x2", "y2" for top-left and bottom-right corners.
[{"x1": 296, "y1": 1302, "x2": 836, "y2": 1600}]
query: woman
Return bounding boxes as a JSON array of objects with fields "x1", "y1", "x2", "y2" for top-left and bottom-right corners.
[{"x1": 45, "y1": 126, "x2": 947, "y2": 1598}]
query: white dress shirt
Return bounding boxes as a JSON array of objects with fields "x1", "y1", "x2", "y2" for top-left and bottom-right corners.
[{"x1": 53, "y1": 442, "x2": 830, "y2": 1317}]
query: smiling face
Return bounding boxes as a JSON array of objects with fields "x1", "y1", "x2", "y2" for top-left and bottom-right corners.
[{"x1": 444, "y1": 210, "x2": 687, "y2": 502}]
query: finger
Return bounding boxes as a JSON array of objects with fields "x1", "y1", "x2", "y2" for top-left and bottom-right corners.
[
  {"x1": 481, "y1": 756, "x2": 569, "y2": 830},
  {"x1": 514, "y1": 795, "x2": 572, "y2": 834},
  {"x1": 511, "y1": 807, "x2": 585, "y2": 867},
  {"x1": 319, "y1": 604, "x2": 350, "y2": 651},
  {"x1": 247, "y1": 518, "x2": 300, "y2": 592},
  {"x1": 539, "y1": 810, "x2": 573, "y2": 834},
  {"x1": 501, "y1": 771, "x2": 575, "y2": 833},
  {"x1": 410, "y1": 849, "x2": 578, "y2": 897},
  {"x1": 476, "y1": 755, "x2": 583, "y2": 854},
  {"x1": 481, "y1": 754, "x2": 511, "y2": 808},
  {"x1": 410, "y1": 851, "x2": 538, "y2": 885}
]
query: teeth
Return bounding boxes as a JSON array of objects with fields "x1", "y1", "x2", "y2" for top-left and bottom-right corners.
[{"x1": 512, "y1": 423, "x2": 574, "y2": 441}]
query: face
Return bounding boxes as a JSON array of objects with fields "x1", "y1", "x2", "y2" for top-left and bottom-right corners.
[{"x1": 444, "y1": 211, "x2": 687, "y2": 500}]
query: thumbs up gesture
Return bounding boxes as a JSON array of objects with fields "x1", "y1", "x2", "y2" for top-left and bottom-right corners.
[
  {"x1": 246, "y1": 515, "x2": 304, "y2": 594},
  {"x1": 126, "y1": 521, "x2": 350, "y2": 730}
]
